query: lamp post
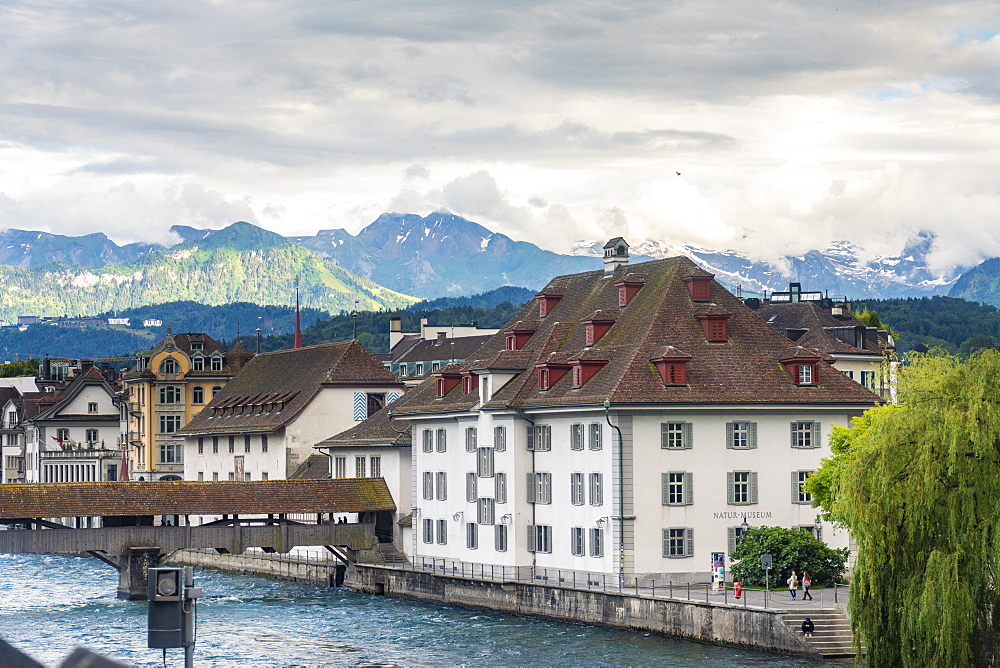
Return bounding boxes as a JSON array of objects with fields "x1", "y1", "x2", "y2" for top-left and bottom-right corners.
[
  {"x1": 352, "y1": 300, "x2": 359, "y2": 340},
  {"x1": 603, "y1": 398, "x2": 625, "y2": 589},
  {"x1": 255, "y1": 328, "x2": 261, "y2": 354}
]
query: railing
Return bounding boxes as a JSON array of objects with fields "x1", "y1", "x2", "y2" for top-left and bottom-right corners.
[{"x1": 388, "y1": 556, "x2": 841, "y2": 610}]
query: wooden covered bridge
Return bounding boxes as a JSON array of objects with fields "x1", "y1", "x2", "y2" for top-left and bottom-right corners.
[{"x1": 0, "y1": 479, "x2": 396, "y2": 598}]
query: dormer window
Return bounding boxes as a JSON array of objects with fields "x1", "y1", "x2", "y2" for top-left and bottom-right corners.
[
  {"x1": 537, "y1": 294, "x2": 563, "y2": 318},
  {"x1": 461, "y1": 372, "x2": 480, "y2": 394},
  {"x1": 535, "y1": 363, "x2": 571, "y2": 391},
  {"x1": 505, "y1": 330, "x2": 533, "y2": 351},
  {"x1": 683, "y1": 275, "x2": 714, "y2": 301},
  {"x1": 652, "y1": 354, "x2": 690, "y2": 386},
  {"x1": 782, "y1": 357, "x2": 821, "y2": 386},
  {"x1": 434, "y1": 372, "x2": 462, "y2": 398},
  {"x1": 210, "y1": 355, "x2": 223, "y2": 371},
  {"x1": 570, "y1": 360, "x2": 608, "y2": 389},
  {"x1": 190, "y1": 342, "x2": 203, "y2": 351},
  {"x1": 615, "y1": 278, "x2": 644, "y2": 307},
  {"x1": 696, "y1": 314, "x2": 731, "y2": 342},
  {"x1": 192, "y1": 355, "x2": 205, "y2": 371}
]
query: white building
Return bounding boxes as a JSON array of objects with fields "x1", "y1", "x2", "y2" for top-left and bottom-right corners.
[
  {"x1": 388, "y1": 242, "x2": 878, "y2": 581},
  {"x1": 180, "y1": 341, "x2": 404, "y2": 482}
]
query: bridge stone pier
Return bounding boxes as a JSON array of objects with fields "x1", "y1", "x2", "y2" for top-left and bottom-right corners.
[{"x1": 0, "y1": 479, "x2": 396, "y2": 599}]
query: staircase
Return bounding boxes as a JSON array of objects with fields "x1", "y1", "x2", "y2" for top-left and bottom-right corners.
[
  {"x1": 782, "y1": 609, "x2": 863, "y2": 659},
  {"x1": 376, "y1": 543, "x2": 410, "y2": 566}
]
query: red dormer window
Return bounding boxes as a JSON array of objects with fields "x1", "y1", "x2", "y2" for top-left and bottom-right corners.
[
  {"x1": 461, "y1": 372, "x2": 480, "y2": 394},
  {"x1": 683, "y1": 275, "x2": 714, "y2": 301},
  {"x1": 696, "y1": 314, "x2": 731, "y2": 342},
  {"x1": 782, "y1": 358, "x2": 820, "y2": 386},
  {"x1": 615, "y1": 280, "x2": 644, "y2": 307},
  {"x1": 537, "y1": 294, "x2": 563, "y2": 318},
  {"x1": 434, "y1": 372, "x2": 462, "y2": 397},
  {"x1": 505, "y1": 330, "x2": 533, "y2": 351},
  {"x1": 570, "y1": 360, "x2": 608, "y2": 388},
  {"x1": 584, "y1": 319, "x2": 614, "y2": 346},
  {"x1": 652, "y1": 357, "x2": 690, "y2": 386},
  {"x1": 535, "y1": 363, "x2": 570, "y2": 391}
]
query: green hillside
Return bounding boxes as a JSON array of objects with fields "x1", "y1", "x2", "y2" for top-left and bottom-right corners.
[{"x1": 0, "y1": 222, "x2": 417, "y2": 323}]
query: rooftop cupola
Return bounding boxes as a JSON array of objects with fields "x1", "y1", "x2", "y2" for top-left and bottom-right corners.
[{"x1": 603, "y1": 237, "x2": 630, "y2": 277}]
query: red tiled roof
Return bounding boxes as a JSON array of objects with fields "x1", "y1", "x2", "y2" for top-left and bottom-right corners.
[{"x1": 389, "y1": 256, "x2": 880, "y2": 415}]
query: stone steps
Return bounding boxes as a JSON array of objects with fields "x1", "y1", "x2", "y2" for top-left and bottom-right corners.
[
  {"x1": 376, "y1": 543, "x2": 410, "y2": 565},
  {"x1": 783, "y1": 610, "x2": 863, "y2": 658}
]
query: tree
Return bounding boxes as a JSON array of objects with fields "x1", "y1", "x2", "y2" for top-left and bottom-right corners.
[
  {"x1": 0, "y1": 359, "x2": 39, "y2": 377},
  {"x1": 957, "y1": 333, "x2": 1000, "y2": 358},
  {"x1": 729, "y1": 525, "x2": 848, "y2": 588},
  {"x1": 805, "y1": 350, "x2": 1000, "y2": 667},
  {"x1": 855, "y1": 306, "x2": 898, "y2": 338}
]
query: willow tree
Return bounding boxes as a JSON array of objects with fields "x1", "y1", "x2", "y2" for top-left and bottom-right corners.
[{"x1": 806, "y1": 350, "x2": 1000, "y2": 667}]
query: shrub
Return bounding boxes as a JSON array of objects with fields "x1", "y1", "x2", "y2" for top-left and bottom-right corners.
[{"x1": 729, "y1": 525, "x2": 848, "y2": 587}]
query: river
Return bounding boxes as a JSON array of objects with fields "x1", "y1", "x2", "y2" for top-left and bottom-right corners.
[{"x1": 0, "y1": 554, "x2": 847, "y2": 667}]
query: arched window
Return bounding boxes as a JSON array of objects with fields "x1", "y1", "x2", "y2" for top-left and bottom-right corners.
[
  {"x1": 210, "y1": 355, "x2": 223, "y2": 371},
  {"x1": 192, "y1": 386, "x2": 205, "y2": 404},
  {"x1": 160, "y1": 358, "x2": 178, "y2": 375},
  {"x1": 212, "y1": 385, "x2": 223, "y2": 397},
  {"x1": 192, "y1": 355, "x2": 204, "y2": 371}
]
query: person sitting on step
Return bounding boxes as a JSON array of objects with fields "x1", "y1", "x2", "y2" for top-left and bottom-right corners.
[{"x1": 801, "y1": 617, "x2": 815, "y2": 638}]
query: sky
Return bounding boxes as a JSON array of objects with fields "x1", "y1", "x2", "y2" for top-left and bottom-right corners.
[{"x1": 2, "y1": 1, "x2": 1000, "y2": 275}]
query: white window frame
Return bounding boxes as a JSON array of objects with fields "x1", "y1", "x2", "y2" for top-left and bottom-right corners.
[
  {"x1": 590, "y1": 528, "x2": 604, "y2": 557},
  {"x1": 726, "y1": 421, "x2": 757, "y2": 449},
  {"x1": 466, "y1": 472, "x2": 477, "y2": 503},
  {"x1": 466, "y1": 522, "x2": 478, "y2": 549},
  {"x1": 663, "y1": 527, "x2": 694, "y2": 558},
  {"x1": 527, "y1": 524, "x2": 552, "y2": 553},
  {"x1": 423, "y1": 518, "x2": 433, "y2": 544},
  {"x1": 661, "y1": 422, "x2": 693, "y2": 449},
  {"x1": 527, "y1": 472, "x2": 552, "y2": 504},
  {"x1": 422, "y1": 429, "x2": 433, "y2": 453},
  {"x1": 494, "y1": 425, "x2": 506, "y2": 452},
  {"x1": 465, "y1": 426, "x2": 478, "y2": 453},
  {"x1": 422, "y1": 471, "x2": 434, "y2": 500},
  {"x1": 495, "y1": 524, "x2": 508, "y2": 552},
  {"x1": 570, "y1": 424, "x2": 584, "y2": 451},
  {"x1": 571, "y1": 527, "x2": 585, "y2": 556},
  {"x1": 495, "y1": 472, "x2": 507, "y2": 504},
  {"x1": 727, "y1": 471, "x2": 759, "y2": 505},
  {"x1": 793, "y1": 470, "x2": 814, "y2": 504},
  {"x1": 477, "y1": 447, "x2": 495, "y2": 477},
  {"x1": 436, "y1": 519, "x2": 447, "y2": 545},
  {"x1": 589, "y1": 472, "x2": 603, "y2": 506},
  {"x1": 791, "y1": 421, "x2": 821, "y2": 449},
  {"x1": 588, "y1": 423, "x2": 602, "y2": 451},
  {"x1": 435, "y1": 471, "x2": 447, "y2": 500},
  {"x1": 435, "y1": 428, "x2": 447, "y2": 452},
  {"x1": 662, "y1": 471, "x2": 693, "y2": 506},
  {"x1": 570, "y1": 472, "x2": 584, "y2": 506},
  {"x1": 477, "y1": 497, "x2": 495, "y2": 525}
]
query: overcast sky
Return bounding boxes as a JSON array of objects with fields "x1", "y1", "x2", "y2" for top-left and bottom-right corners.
[{"x1": 2, "y1": 1, "x2": 999, "y2": 273}]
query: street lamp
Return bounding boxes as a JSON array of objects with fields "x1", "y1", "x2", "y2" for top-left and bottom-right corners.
[
  {"x1": 596, "y1": 517, "x2": 609, "y2": 529},
  {"x1": 500, "y1": 514, "x2": 513, "y2": 525},
  {"x1": 452, "y1": 512, "x2": 464, "y2": 522},
  {"x1": 352, "y1": 300, "x2": 359, "y2": 340}
]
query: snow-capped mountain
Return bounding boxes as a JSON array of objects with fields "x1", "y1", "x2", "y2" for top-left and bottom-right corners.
[{"x1": 573, "y1": 233, "x2": 963, "y2": 298}]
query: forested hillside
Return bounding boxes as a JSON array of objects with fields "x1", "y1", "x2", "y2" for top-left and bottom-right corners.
[{"x1": 855, "y1": 296, "x2": 1000, "y2": 354}]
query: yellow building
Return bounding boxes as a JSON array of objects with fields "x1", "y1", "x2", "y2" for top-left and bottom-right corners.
[{"x1": 121, "y1": 332, "x2": 253, "y2": 480}]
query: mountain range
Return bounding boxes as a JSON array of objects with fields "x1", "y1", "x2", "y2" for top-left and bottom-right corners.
[{"x1": 3, "y1": 214, "x2": 1000, "y2": 321}]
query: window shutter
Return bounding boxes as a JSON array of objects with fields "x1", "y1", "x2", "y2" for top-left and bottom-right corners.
[
  {"x1": 812, "y1": 422, "x2": 821, "y2": 447},
  {"x1": 790, "y1": 421, "x2": 797, "y2": 447},
  {"x1": 526, "y1": 473, "x2": 536, "y2": 503},
  {"x1": 728, "y1": 527, "x2": 737, "y2": 555},
  {"x1": 526, "y1": 425, "x2": 535, "y2": 451},
  {"x1": 749, "y1": 422, "x2": 758, "y2": 449},
  {"x1": 661, "y1": 473, "x2": 669, "y2": 506},
  {"x1": 816, "y1": 525, "x2": 823, "y2": 541},
  {"x1": 353, "y1": 392, "x2": 366, "y2": 421},
  {"x1": 792, "y1": 471, "x2": 800, "y2": 503},
  {"x1": 386, "y1": 391, "x2": 401, "y2": 404},
  {"x1": 684, "y1": 472, "x2": 694, "y2": 506},
  {"x1": 750, "y1": 472, "x2": 759, "y2": 504},
  {"x1": 660, "y1": 423, "x2": 669, "y2": 449},
  {"x1": 727, "y1": 472, "x2": 735, "y2": 504},
  {"x1": 527, "y1": 525, "x2": 536, "y2": 552},
  {"x1": 683, "y1": 422, "x2": 693, "y2": 449},
  {"x1": 685, "y1": 528, "x2": 695, "y2": 557},
  {"x1": 661, "y1": 529, "x2": 669, "y2": 558},
  {"x1": 725, "y1": 422, "x2": 734, "y2": 449}
]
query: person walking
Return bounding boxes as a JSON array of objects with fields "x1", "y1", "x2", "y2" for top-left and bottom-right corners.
[
  {"x1": 802, "y1": 617, "x2": 814, "y2": 638},
  {"x1": 801, "y1": 571, "x2": 813, "y2": 601},
  {"x1": 787, "y1": 570, "x2": 798, "y2": 599}
]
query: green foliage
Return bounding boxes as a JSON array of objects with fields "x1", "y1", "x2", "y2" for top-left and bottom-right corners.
[
  {"x1": 808, "y1": 350, "x2": 1000, "y2": 667},
  {"x1": 854, "y1": 306, "x2": 897, "y2": 338},
  {"x1": 958, "y1": 333, "x2": 1000, "y2": 358},
  {"x1": 729, "y1": 526, "x2": 848, "y2": 588},
  {"x1": 854, "y1": 296, "x2": 1000, "y2": 354},
  {"x1": 0, "y1": 359, "x2": 40, "y2": 377}
]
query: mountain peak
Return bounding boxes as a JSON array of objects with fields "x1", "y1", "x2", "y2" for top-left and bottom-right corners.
[{"x1": 185, "y1": 221, "x2": 294, "y2": 252}]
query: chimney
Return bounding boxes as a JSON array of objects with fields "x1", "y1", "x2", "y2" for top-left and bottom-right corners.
[
  {"x1": 420, "y1": 316, "x2": 429, "y2": 339},
  {"x1": 602, "y1": 238, "x2": 630, "y2": 277},
  {"x1": 389, "y1": 315, "x2": 403, "y2": 349}
]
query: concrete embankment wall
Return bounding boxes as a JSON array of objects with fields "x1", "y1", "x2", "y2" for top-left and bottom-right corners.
[
  {"x1": 351, "y1": 564, "x2": 813, "y2": 657},
  {"x1": 172, "y1": 551, "x2": 811, "y2": 657}
]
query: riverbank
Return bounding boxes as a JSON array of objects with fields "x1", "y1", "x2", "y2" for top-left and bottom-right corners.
[{"x1": 172, "y1": 549, "x2": 844, "y2": 660}]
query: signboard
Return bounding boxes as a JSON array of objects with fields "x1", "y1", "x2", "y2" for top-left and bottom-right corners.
[
  {"x1": 711, "y1": 552, "x2": 725, "y2": 591},
  {"x1": 761, "y1": 553, "x2": 773, "y2": 570}
]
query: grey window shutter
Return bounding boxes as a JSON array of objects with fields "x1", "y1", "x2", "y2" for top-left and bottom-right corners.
[
  {"x1": 816, "y1": 526, "x2": 823, "y2": 541},
  {"x1": 725, "y1": 422, "x2": 734, "y2": 449},
  {"x1": 662, "y1": 529, "x2": 669, "y2": 557},
  {"x1": 526, "y1": 426, "x2": 535, "y2": 451},
  {"x1": 660, "y1": 423, "x2": 668, "y2": 449},
  {"x1": 526, "y1": 473, "x2": 536, "y2": 503},
  {"x1": 527, "y1": 525, "x2": 536, "y2": 552},
  {"x1": 685, "y1": 528, "x2": 694, "y2": 557},
  {"x1": 812, "y1": 422, "x2": 821, "y2": 447},
  {"x1": 750, "y1": 472, "x2": 759, "y2": 504},
  {"x1": 683, "y1": 422, "x2": 693, "y2": 449},
  {"x1": 727, "y1": 472, "x2": 735, "y2": 504},
  {"x1": 792, "y1": 471, "x2": 800, "y2": 503},
  {"x1": 728, "y1": 527, "x2": 737, "y2": 555},
  {"x1": 790, "y1": 421, "x2": 797, "y2": 447},
  {"x1": 684, "y1": 472, "x2": 694, "y2": 505},
  {"x1": 749, "y1": 422, "x2": 758, "y2": 449},
  {"x1": 661, "y1": 473, "x2": 669, "y2": 505}
]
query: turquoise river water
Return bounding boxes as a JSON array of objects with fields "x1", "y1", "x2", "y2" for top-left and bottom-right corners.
[{"x1": 0, "y1": 553, "x2": 850, "y2": 667}]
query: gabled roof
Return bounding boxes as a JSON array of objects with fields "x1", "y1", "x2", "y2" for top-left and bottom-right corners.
[
  {"x1": 180, "y1": 341, "x2": 403, "y2": 436},
  {"x1": 122, "y1": 331, "x2": 252, "y2": 379},
  {"x1": 396, "y1": 335, "x2": 493, "y2": 365},
  {"x1": 317, "y1": 404, "x2": 412, "y2": 448},
  {"x1": 31, "y1": 366, "x2": 118, "y2": 423},
  {"x1": 389, "y1": 256, "x2": 879, "y2": 415},
  {"x1": 755, "y1": 302, "x2": 887, "y2": 356}
]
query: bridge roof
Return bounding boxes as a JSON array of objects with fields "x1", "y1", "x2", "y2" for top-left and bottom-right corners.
[{"x1": 0, "y1": 479, "x2": 395, "y2": 518}]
